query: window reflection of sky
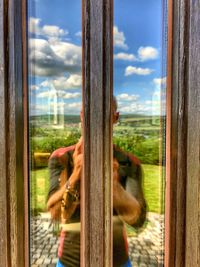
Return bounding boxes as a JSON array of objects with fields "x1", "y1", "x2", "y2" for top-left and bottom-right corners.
[
  {"x1": 29, "y1": 0, "x2": 165, "y2": 116},
  {"x1": 28, "y1": 2, "x2": 166, "y2": 266}
]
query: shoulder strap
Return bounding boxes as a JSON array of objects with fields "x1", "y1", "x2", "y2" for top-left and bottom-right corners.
[
  {"x1": 114, "y1": 144, "x2": 141, "y2": 166},
  {"x1": 50, "y1": 145, "x2": 76, "y2": 159}
]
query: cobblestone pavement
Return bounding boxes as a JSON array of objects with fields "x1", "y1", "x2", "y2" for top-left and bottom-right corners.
[{"x1": 31, "y1": 212, "x2": 164, "y2": 267}]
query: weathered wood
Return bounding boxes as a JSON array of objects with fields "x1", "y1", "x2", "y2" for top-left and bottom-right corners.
[
  {"x1": 185, "y1": 1, "x2": 200, "y2": 266},
  {"x1": 0, "y1": 0, "x2": 9, "y2": 266},
  {"x1": 103, "y1": 1, "x2": 113, "y2": 266},
  {"x1": 166, "y1": 0, "x2": 189, "y2": 266},
  {"x1": 0, "y1": 0, "x2": 27, "y2": 266},
  {"x1": 166, "y1": 0, "x2": 200, "y2": 267},
  {"x1": 165, "y1": 0, "x2": 173, "y2": 265},
  {"x1": 8, "y1": 0, "x2": 26, "y2": 266},
  {"x1": 82, "y1": 0, "x2": 113, "y2": 266},
  {"x1": 22, "y1": 0, "x2": 29, "y2": 266}
]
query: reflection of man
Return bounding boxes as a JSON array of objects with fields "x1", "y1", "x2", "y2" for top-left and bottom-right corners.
[{"x1": 47, "y1": 99, "x2": 146, "y2": 267}]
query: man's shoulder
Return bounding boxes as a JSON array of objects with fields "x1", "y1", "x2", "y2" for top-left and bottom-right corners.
[
  {"x1": 50, "y1": 144, "x2": 76, "y2": 159},
  {"x1": 114, "y1": 145, "x2": 141, "y2": 166}
]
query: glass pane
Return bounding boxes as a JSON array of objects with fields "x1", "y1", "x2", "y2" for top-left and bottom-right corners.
[
  {"x1": 113, "y1": 1, "x2": 167, "y2": 266},
  {"x1": 28, "y1": 1, "x2": 82, "y2": 266}
]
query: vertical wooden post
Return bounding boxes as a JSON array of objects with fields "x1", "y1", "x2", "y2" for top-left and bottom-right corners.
[
  {"x1": 185, "y1": 1, "x2": 200, "y2": 266},
  {"x1": 166, "y1": 0, "x2": 189, "y2": 266},
  {"x1": 0, "y1": 0, "x2": 27, "y2": 266},
  {"x1": 82, "y1": 0, "x2": 113, "y2": 266},
  {"x1": 166, "y1": 0, "x2": 200, "y2": 266},
  {"x1": 0, "y1": 0, "x2": 10, "y2": 266}
]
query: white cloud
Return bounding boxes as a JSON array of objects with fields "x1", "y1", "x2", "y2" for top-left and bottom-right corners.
[
  {"x1": 42, "y1": 25, "x2": 66, "y2": 37},
  {"x1": 118, "y1": 103, "x2": 147, "y2": 114},
  {"x1": 75, "y1": 31, "x2": 82, "y2": 38},
  {"x1": 63, "y1": 92, "x2": 81, "y2": 99},
  {"x1": 145, "y1": 100, "x2": 160, "y2": 105},
  {"x1": 40, "y1": 80, "x2": 50, "y2": 88},
  {"x1": 144, "y1": 99, "x2": 163, "y2": 115},
  {"x1": 68, "y1": 102, "x2": 82, "y2": 108},
  {"x1": 118, "y1": 102, "x2": 161, "y2": 114},
  {"x1": 37, "y1": 90, "x2": 55, "y2": 98},
  {"x1": 30, "y1": 84, "x2": 39, "y2": 90},
  {"x1": 114, "y1": 26, "x2": 128, "y2": 50},
  {"x1": 52, "y1": 75, "x2": 82, "y2": 90},
  {"x1": 116, "y1": 93, "x2": 139, "y2": 101},
  {"x1": 114, "y1": 46, "x2": 159, "y2": 62},
  {"x1": 114, "y1": 52, "x2": 137, "y2": 61},
  {"x1": 40, "y1": 74, "x2": 82, "y2": 90},
  {"x1": 28, "y1": 18, "x2": 81, "y2": 77},
  {"x1": 29, "y1": 17, "x2": 68, "y2": 39},
  {"x1": 36, "y1": 87, "x2": 81, "y2": 99},
  {"x1": 153, "y1": 77, "x2": 166, "y2": 86},
  {"x1": 116, "y1": 89, "x2": 164, "y2": 115},
  {"x1": 30, "y1": 100, "x2": 82, "y2": 115},
  {"x1": 138, "y1": 46, "x2": 159, "y2": 61},
  {"x1": 64, "y1": 101, "x2": 82, "y2": 114},
  {"x1": 29, "y1": 38, "x2": 81, "y2": 76},
  {"x1": 116, "y1": 96, "x2": 152, "y2": 114},
  {"x1": 125, "y1": 66, "x2": 154, "y2": 76},
  {"x1": 29, "y1": 18, "x2": 41, "y2": 34}
]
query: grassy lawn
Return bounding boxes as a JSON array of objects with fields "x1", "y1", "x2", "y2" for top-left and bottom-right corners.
[
  {"x1": 30, "y1": 164, "x2": 165, "y2": 214},
  {"x1": 30, "y1": 168, "x2": 50, "y2": 214},
  {"x1": 142, "y1": 164, "x2": 165, "y2": 214}
]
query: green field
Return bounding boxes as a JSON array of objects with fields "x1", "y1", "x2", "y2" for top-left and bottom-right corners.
[
  {"x1": 143, "y1": 164, "x2": 165, "y2": 213},
  {"x1": 30, "y1": 164, "x2": 165, "y2": 215},
  {"x1": 30, "y1": 114, "x2": 165, "y2": 166},
  {"x1": 30, "y1": 168, "x2": 50, "y2": 213}
]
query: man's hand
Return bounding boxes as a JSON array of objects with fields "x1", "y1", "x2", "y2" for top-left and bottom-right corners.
[
  {"x1": 112, "y1": 157, "x2": 141, "y2": 226},
  {"x1": 70, "y1": 137, "x2": 83, "y2": 186},
  {"x1": 113, "y1": 158, "x2": 120, "y2": 182},
  {"x1": 47, "y1": 138, "x2": 83, "y2": 220}
]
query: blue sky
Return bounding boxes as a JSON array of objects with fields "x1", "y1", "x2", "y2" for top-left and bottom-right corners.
[{"x1": 29, "y1": 0, "x2": 166, "y2": 116}]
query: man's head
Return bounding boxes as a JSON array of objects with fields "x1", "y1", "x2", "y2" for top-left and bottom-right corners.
[{"x1": 80, "y1": 96, "x2": 119, "y2": 124}]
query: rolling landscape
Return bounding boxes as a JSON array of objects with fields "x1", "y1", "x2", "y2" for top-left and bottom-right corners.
[{"x1": 30, "y1": 113, "x2": 166, "y2": 216}]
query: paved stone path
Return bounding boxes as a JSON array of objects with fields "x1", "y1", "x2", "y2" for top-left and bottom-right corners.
[
  {"x1": 30, "y1": 212, "x2": 164, "y2": 267},
  {"x1": 128, "y1": 213, "x2": 164, "y2": 267}
]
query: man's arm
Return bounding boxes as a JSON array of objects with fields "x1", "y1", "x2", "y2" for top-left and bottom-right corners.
[
  {"x1": 47, "y1": 170, "x2": 80, "y2": 210},
  {"x1": 113, "y1": 159, "x2": 146, "y2": 227},
  {"x1": 47, "y1": 139, "x2": 83, "y2": 222},
  {"x1": 113, "y1": 180, "x2": 141, "y2": 225}
]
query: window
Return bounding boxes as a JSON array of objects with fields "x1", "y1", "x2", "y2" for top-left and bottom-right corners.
[
  {"x1": 113, "y1": 1, "x2": 167, "y2": 266},
  {"x1": 0, "y1": 0, "x2": 200, "y2": 267},
  {"x1": 28, "y1": 2, "x2": 82, "y2": 265}
]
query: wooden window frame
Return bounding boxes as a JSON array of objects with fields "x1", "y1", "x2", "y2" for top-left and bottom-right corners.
[
  {"x1": 82, "y1": 1, "x2": 113, "y2": 266},
  {"x1": 165, "y1": 1, "x2": 200, "y2": 267},
  {"x1": 0, "y1": 0, "x2": 28, "y2": 266},
  {"x1": 0, "y1": 0, "x2": 200, "y2": 266}
]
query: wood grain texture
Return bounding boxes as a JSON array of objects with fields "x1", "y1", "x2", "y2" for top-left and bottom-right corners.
[
  {"x1": 167, "y1": 0, "x2": 189, "y2": 266},
  {"x1": 22, "y1": 0, "x2": 29, "y2": 266},
  {"x1": 0, "y1": 0, "x2": 27, "y2": 266},
  {"x1": 9, "y1": 0, "x2": 26, "y2": 265},
  {"x1": 185, "y1": 1, "x2": 200, "y2": 266},
  {"x1": 0, "y1": 0, "x2": 9, "y2": 266},
  {"x1": 166, "y1": 0, "x2": 200, "y2": 266},
  {"x1": 82, "y1": 0, "x2": 113, "y2": 266},
  {"x1": 165, "y1": 0, "x2": 173, "y2": 265}
]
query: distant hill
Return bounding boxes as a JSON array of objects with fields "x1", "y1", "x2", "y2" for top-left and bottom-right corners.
[
  {"x1": 30, "y1": 114, "x2": 165, "y2": 126},
  {"x1": 30, "y1": 114, "x2": 80, "y2": 125},
  {"x1": 120, "y1": 114, "x2": 152, "y2": 119}
]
